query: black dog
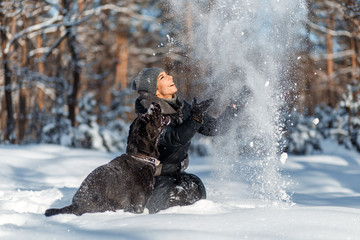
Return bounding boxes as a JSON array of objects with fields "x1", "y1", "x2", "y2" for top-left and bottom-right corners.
[{"x1": 45, "y1": 103, "x2": 170, "y2": 216}]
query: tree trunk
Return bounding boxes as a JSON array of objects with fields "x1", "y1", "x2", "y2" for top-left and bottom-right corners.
[
  {"x1": 115, "y1": 31, "x2": 129, "y2": 90},
  {"x1": 183, "y1": 1, "x2": 194, "y2": 98},
  {"x1": 63, "y1": 0, "x2": 81, "y2": 127},
  {"x1": 18, "y1": 87, "x2": 27, "y2": 143},
  {"x1": 3, "y1": 57, "x2": 15, "y2": 142},
  {"x1": 0, "y1": 11, "x2": 5, "y2": 138},
  {"x1": 78, "y1": 0, "x2": 84, "y2": 11},
  {"x1": 0, "y1": 95, "x2": 5, "y2": 134},
  {"x1": 348, "y1": 0, "x2": 358, "y2": 82},
  {"x1": 1, "y1": 17, "x2": 15, "y2": 142},
  {"x1": 67, "y1": 34, "x2": 81, "y2": 127},
  {"x1": 36, "y1": 29, "x2": 44, "y2": 109},
  {"x1": 350, "y1": 33, "x2": 357, "y2": 83},
  {"x1": 326, "y1": 11, "x2": 335, "y2": 107},
  {"x1": 18, "y1": 37, "x2": 28, "y2": 143}
]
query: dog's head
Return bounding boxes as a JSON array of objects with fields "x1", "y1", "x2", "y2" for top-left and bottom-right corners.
[
  {"x1": 143, "y1": 102, "x2": 171, "y2": 128},
  {"x1": 126, "y1": 103, "x2": 170, "y2": 158}
]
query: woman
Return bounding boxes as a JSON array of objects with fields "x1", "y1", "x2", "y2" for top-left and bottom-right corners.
[{"x1": 131, "y1": 67, "x2": 246, "y2": 213}]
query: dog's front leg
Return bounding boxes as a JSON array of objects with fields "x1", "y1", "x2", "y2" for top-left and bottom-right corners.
[{"x1": 123, "y1": 191, "x2": 147, "y2": 214}]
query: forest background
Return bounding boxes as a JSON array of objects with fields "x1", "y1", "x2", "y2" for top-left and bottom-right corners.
[{"x1": 1, "y1": 0, "x2": 359, "y2": 155}]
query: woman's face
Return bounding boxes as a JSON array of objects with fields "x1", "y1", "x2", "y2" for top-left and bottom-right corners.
[{"x1": 156, "y1": 71, "x2": 178, "y2": 99}]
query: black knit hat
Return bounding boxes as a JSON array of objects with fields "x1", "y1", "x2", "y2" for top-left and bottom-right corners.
[{"x1": 131, "y1": 67, "x2": 165, "y2": 94}]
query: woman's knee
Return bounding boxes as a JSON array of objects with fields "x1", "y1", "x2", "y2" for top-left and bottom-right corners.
[{"x1": 172, "y1": 173, "x2": 206, "y2": 205}]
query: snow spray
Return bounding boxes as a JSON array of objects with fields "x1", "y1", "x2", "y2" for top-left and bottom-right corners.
[{"x1": 168, "y1": 0, "x2": 307, "y2": 205}]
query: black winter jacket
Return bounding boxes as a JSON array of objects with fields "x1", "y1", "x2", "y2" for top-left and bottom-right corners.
[{"x1": 135, "y1": 91, "x2": 236, "y2": 176}]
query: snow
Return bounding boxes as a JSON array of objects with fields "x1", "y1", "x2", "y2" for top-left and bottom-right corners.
[
  {"x1": 1, "y1": 142, "x2": 360, "y2": 240},
  {"x1": 280, "y1": 152, "x2": 288, "y2": 165}
]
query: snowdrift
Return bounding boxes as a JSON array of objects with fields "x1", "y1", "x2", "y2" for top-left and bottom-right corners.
[{"x1": 0, "y1": 142, "x2": 359, "y2": 239}]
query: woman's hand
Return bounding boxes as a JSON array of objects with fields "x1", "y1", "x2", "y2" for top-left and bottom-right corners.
[
  {"x1": 230, "y1": 85, "x2": 252, "y2": 112},
  {"x1": 190, "y1": 98, "x2": 214, "y2": 123}
]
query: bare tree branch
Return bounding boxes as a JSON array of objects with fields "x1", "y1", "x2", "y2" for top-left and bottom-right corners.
[{"x1": 42, "y1": 30, "x2": 69, "y2": 59}]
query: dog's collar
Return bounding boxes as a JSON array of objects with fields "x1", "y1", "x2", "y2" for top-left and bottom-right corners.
[{"x1": 130, "y1": 153, "x2": 161, "y2": 167}]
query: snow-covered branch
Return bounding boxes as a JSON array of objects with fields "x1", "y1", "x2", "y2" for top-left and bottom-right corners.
[
  {"x1": 331, "y1": 67, "x2": 357, "y2": 81},
  {"x1": 81, "y1": 3, "x2": 158, "y2": 22},
  {"x1": 4, "y1": 14, "x2": 63, "y2": 54},
  {"x1": 311, "y1": 50, "x2": 356, "y2": 61},
  {"x1": 4, "y1": 3, "x2": 158, "y2": 56},
  {"x1": 313, "y1": 66, "x2": 358, "y2": 83},
  {"x1": 43, "y1": 0, "x2": 61, "y2": 12},
  {"x1": 307, "y1": 20, "x2": 353, "y2": 38},
  {"x1": 28, "y1": 47, "x2": 52, "y2": 58},
  {"x1": 323, "y1": 0, "x2": 344, "y2": 13}
]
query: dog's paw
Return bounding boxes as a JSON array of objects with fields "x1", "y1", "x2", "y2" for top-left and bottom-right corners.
[
  {"x1": 124, "y1": 205, "x2": 144, "y2": 214},
  {"x1": 133, "y1": 205, "x2": 145, "y2": 214}
]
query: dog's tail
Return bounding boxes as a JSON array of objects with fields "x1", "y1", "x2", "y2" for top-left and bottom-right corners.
[{"x1": 45, "y1": 204, "x2": 77, "y2": 217}]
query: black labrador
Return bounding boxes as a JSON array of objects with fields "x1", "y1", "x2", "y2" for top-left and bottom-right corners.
[{"x1": 45, "y1": 103, "x2": 170, "y2": 216}]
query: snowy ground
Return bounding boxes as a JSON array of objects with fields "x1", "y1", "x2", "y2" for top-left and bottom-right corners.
[{"x1": 1, "y1": 142, "x2": 360, "y2": 240}]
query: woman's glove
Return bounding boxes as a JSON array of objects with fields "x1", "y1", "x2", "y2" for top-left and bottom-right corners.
[
  {"x1": 191, "y1": 98, "x2": 214, "y2": 123},
  {"x1": 229, "y1": 85, "x2": 252, "y2": 113}
]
